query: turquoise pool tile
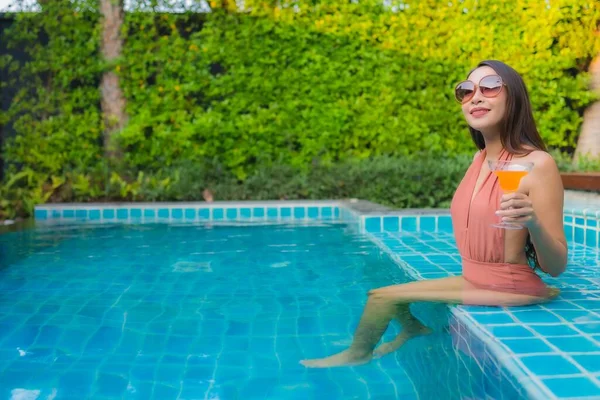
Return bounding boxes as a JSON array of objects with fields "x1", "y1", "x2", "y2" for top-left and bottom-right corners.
[
  {"x1": 565, "y1": 215, "x2": 573, "y2": 223},
  {"x1": 89, "y1": 210, "x2": 101, "y2": 220},
  {"x1": 574, "y1": 322, "x2": 600, "y2": 335},
  {"x1": 321, "y1": 207, "x2": 332, "y2": 219},
  {"x1": 75, "y1": 210, "x2": 87, "y2": 219},
  {"x1": 144, "y1": 209, "x2": 155, "y2": 218},
  {"x1": 171, "y1": 208, "x2": 183, "y2": 219},
  {"x1": 485, "y1": 325, "x2": 534, "y2": 338},
  {"x1": 586, "y1": 229, "x2": 598, "y2": 247},
  {"x1": 470, "y1": 313, "x2": 514, "y2": 324},
  {"x1": 184, "y1": 208, "x2": 196, "y2": 219},
  {"x1": 519, "y1": 354, "x2": 581, "y2": 376},
  {"x1": 365, "y1": 217, "x2": 381, "y2": 233},
  {"x1": 102, "y1": 209, "x2": 114, "y2": 219},
  {"x1": 510, "y1": 310, "x2": 561, "y2": 324},
  {"x1": 267, "y1": 208, "x2": 278, "y2": 219},
  {"x1": 543, "y1": 376, "x2": 600, "y2": 398},
  {"x1": 152, "y1": 383, "x2": 179, "y2": 399},
  {"x1": 35, "y1": 209, "x2": 48, "y2": 219},
  {"x1": 529, "y1": 324, "x2": 579, "y2": 336},
  {"x1": 334, "y1": 207, "x2": 340, "y2": 218},
  {"x1": 420, "y1": 216, "x2": 435, "y2": 232},
  {"x1": 281, "y1": 207, "x2": 291, "y2": 218},
  {"x1": 438, "y1": 216, "x2": 452, "y2": 232},
  {"x1": 576, "y1": 217, "x2": 585, "y2": 225},
  {"x1": 565, "y1": 226, "x2": 573, "y2": 241},
  {"x1": 543, "y1": 300, "x2": 585, "y2": 311},
  {"x1": 546, "y1": 336, "x2": 600, "y2": 353},
  {"x1": 572, "y1": 354, "x2": 600, "y2": 372},
  {"x1": 462, "y1": 305, "x2": 499, "y2": 313},
  {"x1": 401, "y1": 217, "x2": 417, "y2": 232},
  {"x1": 587, "y1": 218, "x2": 598, "y2": 227},
  {"x1": 213, "y1": 208, "x2": 224, "y2": 220},
  {"x1": 240, "y1": 208, "x2": 251, "y2": 219},
  {"x1": 116, "y1": 209, "x2": 128, "y2": 220},
  {"x1": 575, "y1": 300, "x2": 600, "y2": 311},
  {"x1": 130, "y1": 208, "x2": 142, "y2": 218},
  {"x1": 575, "y1": 227, "x2": 584, "y2": 243},
  {"x1": 199, "y1": 209, "x2": 210, "y2": 219},
  {"x1": 500, "y1": 338, "x2": 553, "y2": 354},
  {"x1": 419, "y1": 271, "x2": 450, "y2": 279},
  {"x1": 52, "y1": 210, "x2": 61, "y2": 218},
  {"x1": 158, "y1": 209, "x2": 169, "y2": 219},
  {"x1": 428, "y1": 255, "x2": 457, "y2": 264},
  {"x1": 63, "y1": 210, "x2": 75, "y2": 218},
  {"x1": 253, "y1": 208, "x2": 265, "y2": 218},
  {"x1": 383, "y1": 217, "x2": 399, "y2": 232},
  {"x1": 307, "y1": 207, "x2": 319, "y2": 219},
  {"x1": 226, "y1": 208, "x2": 238, "y2": 220},
  {"x1": 293, "y1": 207, "x2": 305, "y2": 219}
]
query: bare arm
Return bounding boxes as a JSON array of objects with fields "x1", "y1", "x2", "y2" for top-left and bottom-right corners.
[
  {"x1": 526, "y1": 154, "x2": 568, "y2": 277},
  {"x1": 497, "y1": 152, "x2": 568, "y2": 277}
]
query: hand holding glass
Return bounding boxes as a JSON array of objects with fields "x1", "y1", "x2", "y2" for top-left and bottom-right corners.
[{"x1": 488, "y1": 160, "x2": 534, "y2": 230}]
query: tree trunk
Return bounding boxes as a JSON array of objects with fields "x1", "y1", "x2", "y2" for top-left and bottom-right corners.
[
  {"x1": 99, "y1": 0, "x2": 127, "y2": 162},
  {"x1": 574, "y1": 55, "x2": 600, "y2": 163}
]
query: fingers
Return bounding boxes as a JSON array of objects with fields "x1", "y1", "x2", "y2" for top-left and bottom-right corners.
[
  {"x1": 496, "y1": 207, "x2": 534, "y2": 218},
  {"x1": 500, "y1": 192, "x2": 527, "y2": 201},
  {"x1": 497, "y1": 198, "x2": 532, "y2": 211},
  {"x1": 496, "y1": 192, "x2": 535, "y2": 226},
  {"x1": 500, "y1": 214, "x2": 533, "y2": 223}
]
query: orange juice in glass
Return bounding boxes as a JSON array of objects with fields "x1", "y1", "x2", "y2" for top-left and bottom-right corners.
[{"x1": 488, "y1": 160, "x2": 534, "y2": 229}]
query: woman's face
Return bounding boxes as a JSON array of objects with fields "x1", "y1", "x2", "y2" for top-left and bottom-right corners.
[{"x1": 459, "y1": 66, "x2": 507, "y2": 134}]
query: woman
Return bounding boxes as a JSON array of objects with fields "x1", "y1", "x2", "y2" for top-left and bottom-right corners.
[{"x1": 300, "y1": 60, "x2": 568, "y2": 368}]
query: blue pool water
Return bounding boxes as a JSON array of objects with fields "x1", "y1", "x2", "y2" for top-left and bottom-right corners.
[{"x1": 0, "y1": 222, "x2": 525, "y2": 399}]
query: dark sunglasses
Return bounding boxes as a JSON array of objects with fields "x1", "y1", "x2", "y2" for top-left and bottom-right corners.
[{"x1": 454, "y1": 75, "x2": 505, "y2": 103}]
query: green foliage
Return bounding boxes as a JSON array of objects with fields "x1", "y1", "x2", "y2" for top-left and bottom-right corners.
[
  {"x1": 1, "y1": 154, "x2": 472, "y2": 217},
  {"x1": 0, "y1": 0, "x2": 599, "y2": 218},
  {"x1": 158, "y1": 152, "x2": 473, "y2": 209},
  {"x1": 552, "y1": 150, "x2": 600, "y2": 172}
]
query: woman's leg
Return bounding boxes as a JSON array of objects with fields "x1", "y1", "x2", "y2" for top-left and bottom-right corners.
[
  {"x1": 371, "y1": 276, "x2": 466, "y2": 357},
  {"x1": 300, "y1": 276, "x2": 555, "y2": 368},
  {"x1": 372, "y1": 303, "x2": 432, "y2": 358}
]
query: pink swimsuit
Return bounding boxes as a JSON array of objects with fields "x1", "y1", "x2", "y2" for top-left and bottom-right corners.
[{"x1": 450, "y1": 149, "x2": 549, "y2": 298}]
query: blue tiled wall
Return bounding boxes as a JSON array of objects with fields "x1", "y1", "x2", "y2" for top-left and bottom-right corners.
[
  {"x1": 364, "y1": 211, "x2": 600, "y2": 248},
  {"x1": 31, "y1": 203, "x2": 600, "y2": 249},
  {"x1": 364, "y1": 215, "x2": 454, "y2": 234},
  {"x1": 34, "y1": 204, "x2": 342, "y2": 223},
  {"x1": 563, "y1": 208, "x2": 600, "y2": 248}
]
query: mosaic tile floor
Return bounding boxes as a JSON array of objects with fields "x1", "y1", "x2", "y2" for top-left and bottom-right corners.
[
  {"x1": 0, "y1": 222, "x2": 526, "y2": 400},
  {"x1": 369, "y1": 229, "x2": 600, "y2": 400}
]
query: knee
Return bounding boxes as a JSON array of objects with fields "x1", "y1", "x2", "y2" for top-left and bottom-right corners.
[{"x1": 367, "y1": 288, "x2": 392, "y2": 302}]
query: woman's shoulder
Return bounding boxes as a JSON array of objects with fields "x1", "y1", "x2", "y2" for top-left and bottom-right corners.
[
  {"x1": 515, "y1": 150, "x2": 561, "y2": 183},
  {"x1": 518, "y1": 150, "x2": 558, "y2": 171}
]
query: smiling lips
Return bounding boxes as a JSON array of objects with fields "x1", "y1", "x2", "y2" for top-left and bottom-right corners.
[{"x1": 470, "y1": 107, "x2": 490, "y2": 118}]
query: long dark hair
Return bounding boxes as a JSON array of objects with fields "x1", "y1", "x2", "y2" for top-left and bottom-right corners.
[{"x1": 467, "y1": 60, "x2": 546, "y2": 271}]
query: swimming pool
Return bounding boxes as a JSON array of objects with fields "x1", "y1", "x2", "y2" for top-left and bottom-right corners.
[
  {"x1": 2, "y1": 215, "x2": 527, "y2": 400},
  {"x1": 7, "y1": 199, "x2": 600, "y2": 399}
]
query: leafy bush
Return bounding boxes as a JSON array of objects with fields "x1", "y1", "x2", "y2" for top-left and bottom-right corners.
[
  {"x1": 0, "y1": 153, "x2": 472, "y2": 220},
  {"x1": 551, "y1": 150, "x2": 600, "y2": 173},
  {"x1": 0, "y1": 0, "x2": 599, "y2": 218}
]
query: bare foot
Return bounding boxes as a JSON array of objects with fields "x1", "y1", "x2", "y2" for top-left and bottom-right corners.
[
  {"x1": 373, "y1": 325, "x2": 432, "y2": 358},
  {"x1": 299, "y1": 349, "x2": 372, "y2": 368}
]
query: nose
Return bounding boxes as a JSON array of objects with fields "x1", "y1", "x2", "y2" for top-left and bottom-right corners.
[{"x1": 470, "y1": 86, "x2": 484, "y2": 104}]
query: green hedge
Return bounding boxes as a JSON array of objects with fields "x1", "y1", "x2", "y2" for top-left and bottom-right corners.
[
  {"x1": 0, "y1": 154, "x2": 473, "y2": 218},
  {"x1": 0, "y1": 0, "x2": 599, "y2": 218}
]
